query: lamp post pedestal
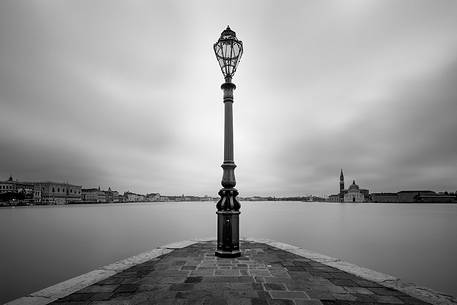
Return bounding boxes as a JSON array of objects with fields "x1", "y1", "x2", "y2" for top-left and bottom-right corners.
[{"x1": 216, "y1": 211, "x2": 240, "y2": 257}]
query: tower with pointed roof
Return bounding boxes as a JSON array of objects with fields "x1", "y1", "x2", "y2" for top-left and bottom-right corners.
[{"x1": 339, "y1": 169, "x2": 345, "y2": 202}]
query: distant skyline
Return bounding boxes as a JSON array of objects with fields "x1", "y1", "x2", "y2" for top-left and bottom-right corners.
[{"x1": 1, "y1": 1, "x2": 457, "y2": 197}]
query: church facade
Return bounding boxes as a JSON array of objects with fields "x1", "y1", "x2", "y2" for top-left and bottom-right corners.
[
  {"x1": 328, "y1": 169, "x2": 369, "y2": 203},
  {"x1": 344, "y1": 180, "x2": 366, "y2": 202}
]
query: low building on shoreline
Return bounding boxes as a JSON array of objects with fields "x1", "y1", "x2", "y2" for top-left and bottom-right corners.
[
  {"x1": 82, "y1": 187, "x2": 105, "y2": 203},
  {"x1": 36, "y1": 182, "x2": 82, "y2": 204},
  {"x1": 146, "y1": 193, "x2": 160, "y2": 202},
  {"x1": 1, "y1": 176, "x2": 81, "y2": 205},
  {"x1": 370, "y1": 193, "x2": 399, "y2": 203},
  {"x1": 124, "y1": 191, "x2": 145, "y2": 202},
  {"x1": 397, "y1": 190, "x2": 435, "y2": 203}
]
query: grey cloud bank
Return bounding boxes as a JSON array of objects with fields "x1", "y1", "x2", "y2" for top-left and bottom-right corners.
[{"x1": 1, "y1": 0, "x2": 457, "y2": 196}]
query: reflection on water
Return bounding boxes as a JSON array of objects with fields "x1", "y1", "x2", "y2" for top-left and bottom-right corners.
[{"x1": 0, "y1": 202, "x2": 456, "y2": 302}]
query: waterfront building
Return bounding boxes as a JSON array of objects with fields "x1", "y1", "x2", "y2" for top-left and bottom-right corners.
[
  {"x1": 82, "y1": 187, "x2": 107, "y2": 203},
  {"x1": 416, "y1": 193, "x2": 456, "y2": 203},
  {"x1": 397, "y1": 190, "x2": 436, "y2": 203},
  {"x1": 33, "y1": 185, "x2": 42, "y2": 204},
  {"x1": 1, "y1": 176, "x2": 80, "y2": 204},
  {"x1": 0, "y1": 176, "x2": 16, "y2": 193},
  {"x1": 15, "y1": 181, "x2": 36, "y2": 204},
  {"x1": 124, "y1": 191, "x2": 145, "y2": 202},
  {"x1": 82, "y1": 188, "x2": 97, "y2": 202},
  {"x1": 370, "y1": 191, "x2": 456, "y2": 203},
  {"x1": 328, "y1": 194, "x2": 340, "y2": 202},
  {"x1": 105, "y1": 187, "x2": 119, "y2": 202},
  {"x1": 146, "y1": 193, "x2": 160, "y2": 202},
  {"x1": 36, "y1": 182, "x2": 82, "y2": 204},
  {"x1": 0, "y1": 176, "x2": 36, "y2": 204},
  {"x1": 370, "y1": 193, "x2": 399, "y2": 203}
]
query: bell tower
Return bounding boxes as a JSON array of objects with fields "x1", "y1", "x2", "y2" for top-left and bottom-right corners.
[{"x1": 339, "y1": 169, "x2": 345, "y2": 202}]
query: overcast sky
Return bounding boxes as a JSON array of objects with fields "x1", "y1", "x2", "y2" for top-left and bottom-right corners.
[{"x1": 1, "y1": 0, "x2": 457, "y2": 197}]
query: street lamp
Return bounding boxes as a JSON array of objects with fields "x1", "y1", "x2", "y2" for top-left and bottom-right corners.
[{"x1": 213, "y1": 26, "x2": 243, "y2": 258}]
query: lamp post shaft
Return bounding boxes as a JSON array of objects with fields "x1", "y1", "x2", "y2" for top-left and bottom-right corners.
[
  {"x1": 215, "y1": 80, "x2": 241, "y2": 258},
  {"x1": 224, "y1": 100, "x2": 234, "y2": 163},
  {"x1": 222, "y1": 82, "x2": 236, "y2": 188}
]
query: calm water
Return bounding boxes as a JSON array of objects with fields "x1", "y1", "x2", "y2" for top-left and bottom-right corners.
[{"x1": 1, "y1": 202, "x2": 456, "y2": 303}]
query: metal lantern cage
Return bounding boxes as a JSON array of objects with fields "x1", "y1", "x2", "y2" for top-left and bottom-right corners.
[{"x1": 213, "y1": 26, "x2": 243, "y2": 82}]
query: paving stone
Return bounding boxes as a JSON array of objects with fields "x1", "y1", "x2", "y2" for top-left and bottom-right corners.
[
  {"x1": 286, "y1": 266, "x2": 307, "y2": 271},
  {"x1": 226, "y1": 297, "x2": 252, "y2": 305},
  {"x1": 263, "y1": 283, "x2": 287, "y2": 291},
  {"x1": 249, "y1": 270, "x2": 272, "y2": 277},
  {"x1": 252, "y1": 283, "x2": 264, "y2": 291},
  {"x1": 268, "y1": 299, "x2": 295, "y2": 305},
  {"x1": 375, "y1": 295, "x2": 405, "y2": 304},
  {"x1": 77, "y1": 285, "x2": 118, "y2": 293},
  {"x1": 45, "y1": 241, "x2": 433, "y2": 305},
  {"x1": 230, "y1": 283, "x2": 258, "y2": 290},
  {"x1": 181, "y1": 265, "x2": 197, "y2": 270},
  {"x1": 169, "y1": 283, "x2": 195, "y2": 291},
  {"x1": 202, "y1": 296, "x2": 228, "y2": 305},
  {"x1": 369, "y1": 287, "x2": 406, "y2": 296},
  {"x1": 269, "y1": 291, "x2": 310, "y2": 300},
  {"x1": 352, "y1": 293, "x2": 377, "y2": 302},
  {"x1": 185, "y1": 276, "x2": 203, "y2": 283},
  {"x1": 89, "y1": 292, "x2": 114, "y2": 301},
  {"x1": 202, "y1": 276, "x2": 253, "y2": 283},
  {"x1": 352, "y1": 278, "x2": 385, "y2": 288},
  {"x1": 397, "y1": 295, "x2": 431, "y2": 305},
  {"x1": 121, "y1": 277, "x2": 141, "y2": 284},
  {"x1": 111, "y1": 291, "x2": 133, "y2": 300},
  {"x1": 328, "y1": 278, "x2": 359, "y2": 287},
  {"x1": 251, "y1": 297, "x2": 269, "y2": 305},
  {"x1": 306, "y1": 290, "x2": 336, "y2": 300},
  {"x1": 191, "y1": 269, "x2": 215, "y2": 276},
  {"x1": 270, "y1": 270, "x2": 291, "y2": 277},
  {"x1": 175, "y1": 289, "x2": 212, "y2": 299},
  {"x1": 343, "y1": 286, "x2": 374, "y2": 295},
  {"x1": 224, "y1": 289, "x2": 259, "y2": 298},
  {"x1": 295, "y1": 300, "x2": 324, "y2": 305},
  {"x1": 215, "y1": 269, "x2": 241, "y2": 276},
  {"x1": 142, "y1": 275, "x2": 187, "y2": 284},
  {"x1": 194, "y1": 282, "x2": 232, "y2": 292},
  {"x1": 96, "y1": 277, "x2": 124, "y2": 285},
  {"x1": 332, "y1": 293, "x2": 357, "y2": 301},
  {"x1": 114, "y1": 284, "x2": 138, "y2": 293},
  {"x1": 53, "y1": 301, "x2": 92, "y2": 305},
  {"x1": 58, "y1": 293, "x2": 95, "y2": 302}
]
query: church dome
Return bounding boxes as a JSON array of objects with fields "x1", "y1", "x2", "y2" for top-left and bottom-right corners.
[{"x1": 348, "y1": 180, "x2": 359, "y2": 191}]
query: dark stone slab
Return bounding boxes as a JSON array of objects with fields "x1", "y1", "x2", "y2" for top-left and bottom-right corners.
[{"x1": 264, "y1": 283, "x2": 287, "y2": 291}]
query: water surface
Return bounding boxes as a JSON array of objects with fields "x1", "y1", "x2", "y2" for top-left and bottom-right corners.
[{"x1": 1, "y1": 202, "x2": 456, "y2": 303}]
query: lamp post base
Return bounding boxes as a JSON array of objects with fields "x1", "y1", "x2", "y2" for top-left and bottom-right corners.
[{"x1": 215, "y1": 249, "x2": 241, "y2": 258}]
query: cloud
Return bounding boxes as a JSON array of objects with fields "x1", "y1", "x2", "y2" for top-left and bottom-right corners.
[{"x1": 1, "y1": 0, "x2": 457, "y2": 196}]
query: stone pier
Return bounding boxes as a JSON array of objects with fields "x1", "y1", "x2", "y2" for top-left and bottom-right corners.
[{"x1": 7, "y1": 239, "x2": 456, "y2": 305}]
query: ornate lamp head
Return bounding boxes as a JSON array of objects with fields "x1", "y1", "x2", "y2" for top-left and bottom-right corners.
[{"x1": 214, "y1": 26, "x2": 243, "y2": 82}]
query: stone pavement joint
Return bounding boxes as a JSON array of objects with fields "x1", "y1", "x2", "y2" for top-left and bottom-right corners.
[{"x1": 39, "y1": 241, "x2": 449, "y2": 305}]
